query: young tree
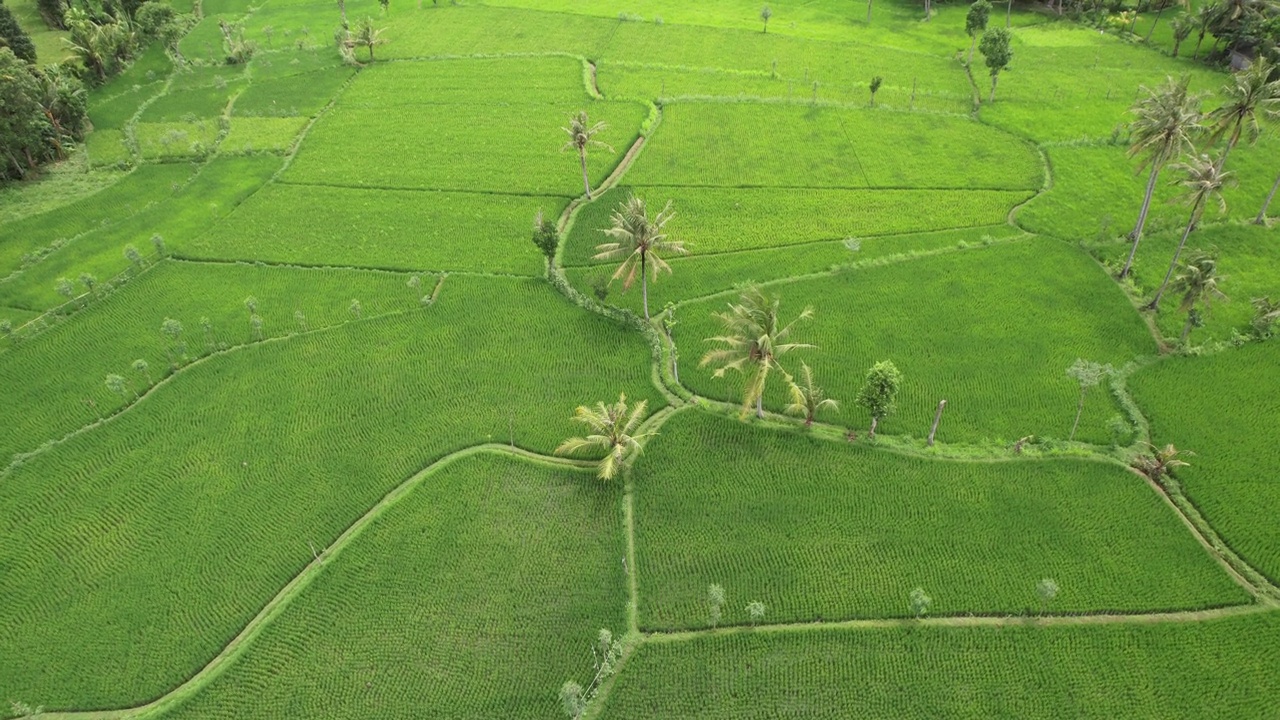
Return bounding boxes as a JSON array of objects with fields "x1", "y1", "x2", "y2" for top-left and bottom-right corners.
[
  {"x1": 161, "y1": 317, "x2": 185, "y2": 366},
  {"x1": 745, "y1": 600, "x2": 766, "y2": 626},
  {"x1": 244, "y1": 296, "x2": 258, "y2": 316},
  {"x1": 978, "y1": 27, "x2": 1013, "y2": 102},
  {"x1": 1148, "y1": 154, "x2": 1233, "y2": 310},
  {"x1": 1120, "y1": 77, "x2": 1204, "y2": 279},
  {"x1": 294, "y1": 309, "x2": 308, "y2": 332},
  {"x1": 760, "y1": 4, "x2": 772, "y2": 32},
  {"x1": 785, "y1": 362, "x2": 838, "y2": 427},
  {"x1": 1133, "y1": 442, "x2": 1190, "y2": 485},
  {"x1": 1036, "y1": 577, "x2": 1059, "y2": 614},
  {"x1": 350, "y1": 16, "x2": 385, "y2": 61},
  {"x1": 105, "y1": 373, "x2": 128, "y2": 400},
  {"x1": 855, "y1": 360, "x2": 902, "y2": 439},
  {"x1": 1170, "y1": 13, "x2": 1194, "y2": 57},
  {"x1": 55, "y1": 277, "x2": 75, "y2": 302},
  {"x1": 531, "y1": 209, "x2": 560, "y2": 275},
  {"x1": 555, "y1": 393, "x2": 655, "y2": 480},
  {"x1": 700, "y1": 285, "x2": 814, "y2": 419},
  {"x1": 965, "y1": 0, "x2": 992, "y2": 66},
  {"x1": 200, "y1": 316, "x2": 215, "y2": 350},
  {"x1": 1065, "y1": 359, "x2": 1110, "y2": 441},
  {"x1": 349, "y1": 298, "x2": 362, "y2": 319},
  {"x1": 1206, "y1": 57, "x2": 1280, "y2": 169},
  {"x1": 79, "y1": 272, "x2": 97, "y2": 295},
  {"x1": 133, "y1": 358, "x2": 151, "y2": 384},
  {"x1": 558, "y1": 629, "x2": 624, "y2": 719},
  {"x1": 152, "y1": 233, "x2": 167, "y2": 258},
  {"x1": 869, "y1": 75, "x2": 883, "y2": 107},
  {"x1": 560, "y1": 111, "x2": 613, "y2": 200},
  {"x1": 407, "y1": 274, "x2": 421, "y2": 298},
  {"x1": 593, "y1": 195, "x2": 687, "y2": 320},
  {"x1": 1169, "y1": 251, "x2": 1228, "y2": 344},
  {"x1": 1251, "y1": 296, "x2": 1279, "y2": 337},
  {"x1": 0, "y1": 2, "x2": 38, "y2": 62},
  {"x1": 124, "y1": 244, "x2": 143, "y2": 270},
  {"x1": 250, "y1": 313, "x2": 264, "y2": 341},
  {"x1": 0, "y1": 319, "x2": 12, "y2": 341},
  {"x1": 708, "y1": 583, "x2": 726, "y2": 628},
  {"x1": 909, "y1": 587, "x2": 932, "y2": 618},
  {"x1": 661, "y1": 301, "x2": 680, "y2": 382}
]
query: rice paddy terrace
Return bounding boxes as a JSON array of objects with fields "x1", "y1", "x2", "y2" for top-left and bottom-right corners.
[{"x1": 2, "y1": 0, "x2": 1279, "y2": 717}]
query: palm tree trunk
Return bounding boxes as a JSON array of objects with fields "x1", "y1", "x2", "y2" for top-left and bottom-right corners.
[
  {"x1": 1254, "y1": 172, "x2": 1280, "y2": 225},
  {"x1": 579, "y1": 149, "x2": 591, "y2": 199},
  {"x1": 968, "y1": 35, "x2": 976, "y2": 66},
  {"x1": 1006, "y1": 0, "x2": 1012, "y2": 27},
  {"x1": 1216, "y1": 123, "x2": 1241, "y2": 171},
  {"x1": 867, "y1": 0, "x2": 873, "y2": 23},
  {"x1": 1121, "y1": 164, "x2": 1161, "y2": 278},
  {"x1": 756, "y1": 394, "x2": 764, "y2": 419},
  {"x1": 1069, "y1": 387, "x2": 1085, "y2": 441},
  {"x1": 1192, "y1": 29, "x2": 1205, "y2": 59},
  {"x1": 989, "y1": 74, "x2": 998, "y2": 103},
  {"x1": 641, "y1": 251, "x2": 650, "y2": 320},
  {"x1": 1148, "y1": 203, "x2": 1200, "y2": 310},
  {"x1": 1145, "y1": 3, "x2": 1166, "y2": 40},
  {"x1": 1180, "y1": 312, "x2": 1195, "y2": 343},
  {"x1": 869, "y1": 415, "x2": 879, "y2": 438}
]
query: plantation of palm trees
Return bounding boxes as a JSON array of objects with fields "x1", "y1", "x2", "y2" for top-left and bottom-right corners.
[{"x1": 1, "y1": 0, "x2": 1279, "y2": 717}]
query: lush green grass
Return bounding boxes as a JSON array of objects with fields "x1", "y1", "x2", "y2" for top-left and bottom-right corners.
[
  {"x1": 603, "y1": 611, "x2": 1280, "y2": 718},
  {"x1": 0, "y1": 162, "x2": 125, "y2": 225},
  {"x1": 84, "y1": 129, "x2": 132, "y2": 167},
  {"x1": 675, "y1": 239, "x2": 1153, "y2": 444},
  {"x1": 0, "y1": 275, "x2": 662, "y2": 709},
  {"x1": 88, "y1": 83, "x2": 162, "y2": 130},
  {"x1": 627, "y1": 103, "x2": 1042, "y2": 190},
  {"x1": 221, "y1": 117, "x2": 309, "y2": 152},
  {"x1": 0, "y1": 163, "x2": 195, "y2": 279},
  {"x1": 140, "y1": 82, "x2": 243, "y2": 123},
  {"x1": 134, "y1": 121, "x2": 222, "y2": 160},
  {"x1": 160, "y1": 453, "x2": 626, "y2": 719},
  {"x1": 562, "y1": 185, "x2": 1030, "y2": 264},
  {"x1": 0, "y1": 156, "x2": 281, "y2": 310},
  {"x1": 188, "y1": 181, "x2": 562, "y2": 274},
  {"x1": 631, "y1": 411, "x2": 1247, "y2": 630},
  {"x1": 567, "y1": 225, "x2": 1028, "y2": 311},
  {"x1": 283, "y1": 57, "x2": 648, "y2": 195},
  {"x1": 0, "y1": 261, "x2": 417, "y2": 462},
  {"x1": 232, "y1": 67, "x2": 353, "y2": 118},
  {"x1": 1131, "y1": 343, "x2": 1280, "y2": 583}
]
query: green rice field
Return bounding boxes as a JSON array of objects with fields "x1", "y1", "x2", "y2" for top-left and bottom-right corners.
[{"x1": 1, "y1": 0, "x2": 1278, "y2": 715}]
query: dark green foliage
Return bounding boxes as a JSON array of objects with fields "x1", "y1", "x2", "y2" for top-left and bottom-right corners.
[{"x1": 0, "y1": 0, "x2": 37, "y2": 61}]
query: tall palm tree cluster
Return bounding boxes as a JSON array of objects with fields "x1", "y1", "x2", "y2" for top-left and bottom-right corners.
[{"x1": 1122, "y1": 58, "x2": 1280, "y2": 343}]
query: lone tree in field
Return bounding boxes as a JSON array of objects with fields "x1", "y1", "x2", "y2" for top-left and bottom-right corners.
[
  {"x1": 105, "y1": 373, "x2": 128, "y2": 400},
  {"x1": 855, "y1": 360, "x2": 902, "y2": 439},
  {"x1": 161, "y1": 318, "x2": 185, "y2": 367},
  {"x1": 1148, "y1": 154, "x2": 1233, "y2": 310},
  {"x1": 133, "y1": 358, "x2": 151, "y2": 385},
  {"x1": 1121, "y1": 76, "x2": 1204, "y2": 279},
  {"x1": 1133, "y1": 442, "x2": 1190, "y2": 486},
  {"x1": 1036, "y1": 577, "x2": 1059, "y2": 614},
  {"x1": 760, "y1": 4, "x2": 772, "y2": 32},
  {"x1": 909, "y1": 587, "x2": 932, "y2": 618},
  {"x1": 746, "y1": 600, "x2": 767, "y2": 626},
  {"x1": 561, "y1": 111, "x2": 613, "y2": 200},
  {"x1": 1206, "y1": 57, "x2": 1280, "y2": 169},
  {"x1": 555, "y1": 393, "x2": 655, "y2": 480},
  {"x1": 700, "y1": 285, "x2": 814, "y2": 419},
  {"x1": 1065, "y1": 359, "x2": 1110, "y2": 441},
  {"x1": 965, "y1": 0, "x2": 992, "y2": 66},
  {"x1": 869, "y1": 76, "x2": 883, "y2": 107},
  {"x1": 350, "y1": 17, "x2": 385, "y2": 61},
  {"x1": 1170, "y1": 251, "x2": 1228, "y2": 344},
  {"x1": 558, "y1": 629, "x2": 624, "y2": 719},
  {"x1": 56, "y1": 277, "x2": 75, "y2": 303},
  {"x1": 531, "y1": 210, "x2": 560, "y2": 275},
  {"x1": 978, "y1": 27, "x2": 1012, "y2": 102},
  {"x1": 786, "y1": 362, "x2": 838, "y2": 427},
  {"x1": 708, "y1": 583, "x2": 726, "y2": 627},
  {"x1": 593, "y1": 195, "x2": 687, "y2": 320}
]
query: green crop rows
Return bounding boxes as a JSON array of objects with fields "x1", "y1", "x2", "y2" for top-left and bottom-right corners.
[{"x1": 2, "y1": 0, "x2": 1278, "y2": 715}]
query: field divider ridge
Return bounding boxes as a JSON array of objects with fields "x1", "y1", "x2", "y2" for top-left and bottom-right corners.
[{"x1": 35, "y1": 444, "x2": 598, "y2": 720}]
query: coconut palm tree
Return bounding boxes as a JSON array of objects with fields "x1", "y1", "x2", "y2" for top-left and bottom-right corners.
[
  {"x1": 785, "y1": 362, "x2": 838, "y2": 427},
  {"x1": 1148, "y1": 153, "x2": 1234, "y2": 309},
  {"x1": 561, "y1": 111, "x2": 613, "y2": 199},
  {"x1": 1121, "y1": 76, "x2": 1204, "y2": 279},
  {"x1": 350, "y1": 17, "x2": 386, "y2": 61},
  {"x1": 1257, "y1": 173, "x2": 1280, "y2": 225},
  {"x1": 1145, "y1": 0, "x2": 1186, "y2": 42},
  {"x1": 1170, "y1": 251, "x2": 1228, "y2": 343},
  {"x1": 554, "y1": 393, "x2": 654, "y2": 481},
  {"x1": 1206, "y1": 57, "x2": 1280, "y2": 169},
  {"x1": 593, "y1": 195, "x2": 688, "y2": 320},
  {"x1": 700, "y1": 285, "x2": 814, "y2": 419}
]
